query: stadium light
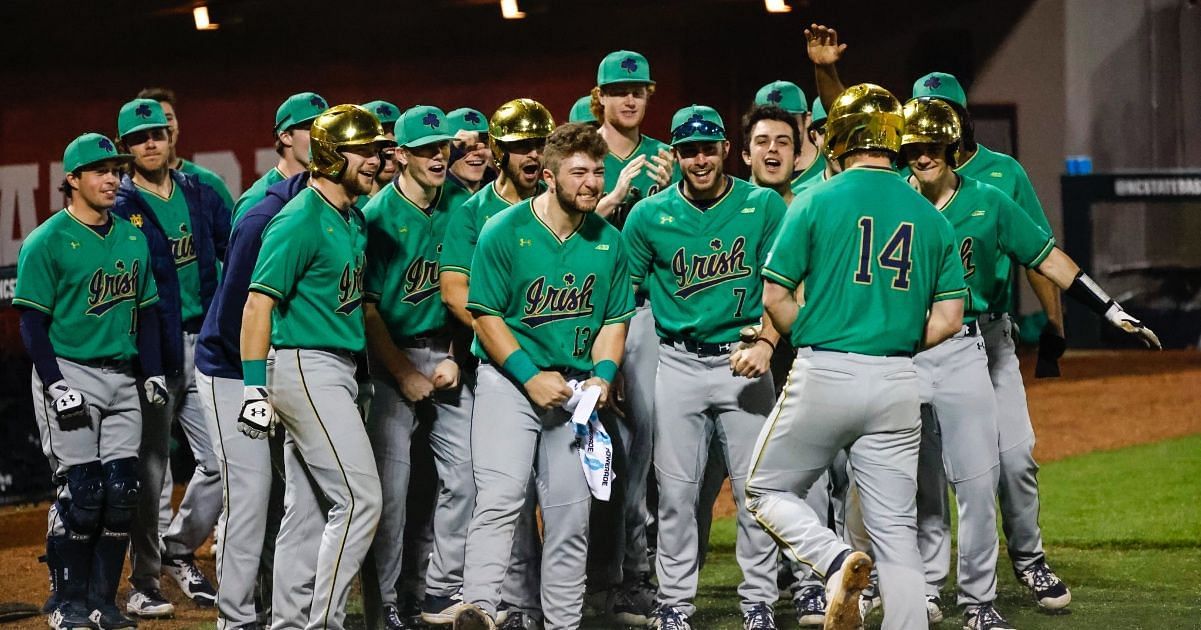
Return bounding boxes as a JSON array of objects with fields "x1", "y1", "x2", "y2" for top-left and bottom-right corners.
[
  {"x1": 193, "y1": 4, "x2": 219, "y2": 30},
  {"x1": 764, "y1": 0, "x2": 792, "y2": 12},
  {"x1": 500, "y1": 0, "x2": 526, "y2": 19}
]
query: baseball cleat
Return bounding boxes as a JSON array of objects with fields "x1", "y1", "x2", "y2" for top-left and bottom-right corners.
[
  {"x1": 163, "y1": 555, "x2": 217, "y2": 607},
  {"x1": 962, "y1": 603, "x2": 1015, "y2": 630},
  {"x1": 422, "y1": 592, "x2": 468, "y2": 625},
  {"x1": 125, "y1": 589, "x2": 174, "y2": 618},
  {"x1": 1015, "y1": 558, "x2": 1071, "y2": 609},
  {"x1": 382, "y1": 603, "x2": 421, "y2": 630},
  {"x1": 793, "y1": 584, "x2": 826, "y2": 626},
  {"x1": 822, "y1": 551, "x2": 872, "y2": 630},
  {"x1": 497, "y1": 610, "x2": 541, "y2": 629},
  {"x1": 857, "y1": 574, "x2": 880, "y2": 620},
  {"x1": 452, "y1": 604, "x2": 495, "y2": 630},
  {"x1": 47, "y1": 602, "x2": 93, "y2": 630},
  {"x1": 927, "y1": 594, "x2": 944, "y2": 624},
  {"x1": 89, "y1": 604, "x2": 139, "y2": 629},
  {"x1": 611, "y1": 573, "x2": 655, "y2": 626},
  {"x1": 742, "y1": 602, "x2": 777, "y2": 629},
  {"x1": 649, "y1": 605, "x2": 692, "y2": 630}
]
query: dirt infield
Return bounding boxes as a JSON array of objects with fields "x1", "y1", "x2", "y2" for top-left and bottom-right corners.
[{"x1": 1, "y1": 349, "x2": 1197, "y2": 628}]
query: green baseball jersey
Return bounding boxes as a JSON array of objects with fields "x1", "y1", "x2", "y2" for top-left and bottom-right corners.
[
  {"x1": 792, "y1": 169, "x2": 832, "y2": 197},
  {"x1": 956, "y1": 144, "x2": 1051, "y2": 313},
  {"x1": 623, "y1": 177, "x2": 786, "y2": 344},
  {"x1": 362, "y1": 182, "x2": 467, "y2": 338},
  {"x1": 467, "y1": 199, "x2": 635, "y2": 372},
  {"x1": 789, "y1": 152, "x2": 829, "y2": 195},
  {"x1": 232, "y1": 167, "x2": 286, "y2": 226},
  {"x1": 604, "y1": 134, "x2": 678, "y2": 198},
  {"x1": 14, "y1": 210, "x2": 159, "y2": 362},
  {"x1": 928, "y1": 175, "x2": 1054, "y2": 321},
  {"x1": 137, "y1": 183, "x2": 203, "y2": 322},
  {"x1": 178, "y1": 158, "x2": 235, "y2": 209},
  {"x1": 439, "y1": 180, "x2": 517, "y2": 276},
  {"x1": 249, "y1": 187, "x2": 368, "y2": 352},
  {"x1": 763, "y1": 166, "x2": 967, "y2": 356}
]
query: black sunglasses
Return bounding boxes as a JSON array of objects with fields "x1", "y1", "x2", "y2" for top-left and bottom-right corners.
[{"x1": 671, "y1": 119, "x2": 725, "y2": 144}]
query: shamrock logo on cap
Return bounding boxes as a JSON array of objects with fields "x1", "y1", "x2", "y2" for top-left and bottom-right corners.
[
  {"x1": 464, "y1": 111, "x2": 482, "y2": 124},
  {"x1": 767, "y1": 89, "x2": 783, "y2": 103},
  {"x1": 563, "y1": 273, "x2": 576, "y2": 285},
  {"x1": 710, "y1": 238, "x2": 722, "y2": 251},
  {"x1": 310, "y1": 95, "x2": 326, "y2": 108},
  {"x1": 98, "y1": 138, "x2": 115, "y2": 152},
  {"x1": 924, "y1": 76, "x2": 942, "y2": 89},
  {"x1": 135, "y1": 103, "x2": 152, "y2": 118},
  {"x1": 621, "y1": 57, "x2": 639, "y2": 73},
  {"x1": 422, "y1": 112, "x2": 441, "y2": 128},
  {"x1": 376, "y1": 105, "x2": 394, "y2": 117},
  {"x1": 688, "y1": 112, "x2": 705, "y2": 124}
]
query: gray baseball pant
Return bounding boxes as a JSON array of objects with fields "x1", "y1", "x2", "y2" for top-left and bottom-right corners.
[
  {"x1": 983, "y1": 313, "x2": 1047, "y2": 571},
  {"x1": 915, "y1": 331, "x2": 1001, "y2": 607},
  {"x1": 746, "y1": 348, "x2": 927, "y2": 630},
  {"x1": 462, "y1": 363, "x2": 591, "y2": 630},
  {"x1": 269, "y1": 349, "x2": 382, "y2": 630},
  {"x1": 33, "y1": 360, "x2": 142, "y2": 469},
  {"x1": 271, "y1": 431, "x2": 321, "y2": 630},
  {"x1": 653, "y1": 342, "x2": 778, "y2": 616}
]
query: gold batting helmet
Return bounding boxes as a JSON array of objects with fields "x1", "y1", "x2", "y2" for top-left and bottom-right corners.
[
  {"x1": 309, "y1": 104, "x2": 396, "y2": 179},
  {"x1": 489, "y1": 98, "x2": 555, "y2": 164},
  {"x1": 902, "y1": 97, "x2": 964, "y2": 166},
  {"x1": 823, "y1": 83, "x2": 904, "y2": 162}
]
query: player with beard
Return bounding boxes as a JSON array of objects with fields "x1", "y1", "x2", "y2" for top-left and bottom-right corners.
[
  {"x1": 447, "y1": 108, "x2": 495, "y2": 196},
  {"x1": 453, "y1": 123, "x2": 634, "y2": 630},
  {"x1": 363, "y1": 100, "x2": 402, "y2": 197},
  {"x1": 233, "y1": 92, "x2": 328, "y2": 225}
]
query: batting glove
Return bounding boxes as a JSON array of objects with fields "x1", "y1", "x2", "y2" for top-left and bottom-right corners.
[
  {"x1": 1104, "y1": 304, "x2": 1162, "y2": 350},
  {"x1": 143, "y1": 375, "x2": 169, "y2": 406},
  {"x1": 48, "y1": 380, "x2": 90, "y2": 431},
  {"x1": 238, "y1": 386, "x2": 277, "y2": 439}
]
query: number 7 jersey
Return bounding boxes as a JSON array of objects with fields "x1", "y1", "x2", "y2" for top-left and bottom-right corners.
[{"x1": 763, "y1": 166, "x2": 966, "y2": 357}]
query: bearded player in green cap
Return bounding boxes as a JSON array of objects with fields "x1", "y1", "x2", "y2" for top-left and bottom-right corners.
[
  {"x1": 357, "y1": 105, "x2": 474, "y2": 630},
  {"x1": 363, "y1": 100, "x2": 402, "y2": 196},
  {"x1": 18, "y1": 132, "x2": 164, "y2": 630},
  {"x1": 238, "y1": 104, "x2": 394, "y2": 630},
  {"x1": 138, "y1": 87, "x2": 235, "y2": 210},
  {"x1": 752, "y1": 81, "x2": 827, "y2": 195},
  {"x1": 623, "y1": 104, "x2": 785, "y2": 630},
  {"x1": 231, "y1": 92, "x2": 329, "y2": 225}
]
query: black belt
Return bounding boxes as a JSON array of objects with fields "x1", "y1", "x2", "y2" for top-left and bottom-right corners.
[
  {"x1": 960, "y1": 320, "x2": 980, "y2": 337},
  {"x1": 397, "y1": 328, "x2": 450, "y2": 348},
  {"x1": 661, "y1": 337, "x2": 735, "y2": 357},
  {"x1": 635, "y1": 293, "x2": 649, "y2": 308},
  {"x1": 73, "y1": 357, "x2": 132, "y2": 370},
  {"x1": 809, "y1": 346, "x2": 913, "y2": 359},
  {"x1": 982, "y1": 312, "x2": 1006, "y2": 322},
  {"x1": 183, "y1": 317, "x2": 204, "y2": 335}
]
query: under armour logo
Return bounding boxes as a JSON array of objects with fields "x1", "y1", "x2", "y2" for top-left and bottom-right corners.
[
  {"x1": 135, "y1": 104, "x2": 152, "y2": 118},
  {"x1": 621, "y1": 57, "x2": 639, "y2": 73},
  {"x1": 422, "y1": 113, "x2": 440, "y2": 128},
  {"x1": 250, "y1": 408, "x2": 266, "y2": 417},
  {"x1": 376, "y1": 104, "x2": 394, "y2": 117},
  {"x1": 519, "y1": 238, "x2": 532, "y2": 247},
  {"x1": 98, "y1": 138, "x2": 114, "y2": 152},
  {"x1": 767, "y1": 89, "x2": 783, "y2": 103},
  {"x1": 660, "y1": 215, "x2": 674, "y2": 224},
  {"x1": 710, "y1": 238, "x2": 722, "y2": 251},
  {"x1": 924, "y1": 76, "x2": 942, "y2": 89},
  {"x1": 464, "y1": 111, "x2": 482, "y2": 124},
  {"x1": 563, "y1": 273, "x2": 576, "y2": 285},
  {"x1": 310, "y1": 95, "x2": 326, "y2": 108}
]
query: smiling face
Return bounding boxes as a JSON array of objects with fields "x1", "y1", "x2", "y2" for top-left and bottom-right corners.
[
  {"x1": 399, "y1": 141, "x2": 451, "y2": 189},
  {"x1": 599, "y1": 83, "x2": 650, "y2": 132},
  {"x1": 451, "y1": 130, "x2": 490, "y2": 184},
  {"x1": 743, "y1": 118, "x2": 796, "y2": 189},
  {"x1": 124, "y1": 127, "x2": 171, "y2": 173},
  {"x1": 338, "y1": 144, "x2": 382, "y2": 197},
  {"x1": 903, "y1": 141, "x2": 952, "y2": 185},
  {"x1": 68, "y1": 159, "x2": 125, "y2": 211},
  {"x1": 547, "y1": 152, "x2": 605, "y2": 215},
  {"x1": 499, "y1": 137, "x2": 546, "y2": 196},
  {"x1": 675, "y1": 140, "x2": 728, "y2": 196}
]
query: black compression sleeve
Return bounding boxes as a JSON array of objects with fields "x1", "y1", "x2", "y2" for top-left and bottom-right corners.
[
  {"x1": 1064, "y1": 271, "x2": 1115, "y2": 317},
  {"x1": 19, "y1": 309, "x2": 64, "y2": 386},
  {"x1": 137, "y1": 307, "x2": 163, "y2": 377}
]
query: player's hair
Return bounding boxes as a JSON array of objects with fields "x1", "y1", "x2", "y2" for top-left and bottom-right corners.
[
  {"x1": 542, "y1": 123, "x2": 607, "y2": 177},
  {"x1": 58, "y1": 176, "x2": 75, "y2": 197},
  {"x1": 741, "y1": 105, "x2": 801, "y2": 152},
  {"x1": 137, "y1": 87, "x2": 177, "y2": 108},
  {"x1": 589, "y1": 84, "x2": 656, "y2": 124}
]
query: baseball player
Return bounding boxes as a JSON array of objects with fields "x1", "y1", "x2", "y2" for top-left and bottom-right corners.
[
  {"x1": 110, "y1": 98, "x2": 230, "y2": 616},
  {"x1": 362, "y1": 100, "x2": 401, "y2": 197},
  {"x1": 194, "y1": 135, "x2": 315, "y2": 627},
  {"x1": 901, "y1": 97, "x2": 1160, "y2": 628},
  {"x1": 440, "y1": 99, "x2": 556, "y2": 629},
  {"x1": 746, "y1": 83, "x2": 969, "y2": 630},
  {"x1": 910, "y1": 70, "x2": 1076, "y2": 612},
  {"x1": 752, "y1": 81, "x2": 827, "y2": 195},
  {"x1": 447, "y1": 107, "x2": 495, "y2": 196},
  {"x1": 452, "y1": 122, "x2": 634, "y2": 630},
  {"x1": 138, "y1": 87, "x2": 235, "y2": 210},
  {"x1": 237, "y1": 104, "x2": 393, "y2": 630},
  {"x1": 622, "y1": 104, "x2": 785, "y2": 630},
  {"x1": 357, "y1": 105, "x2": 473, "y2": 630},
  {"x1": 792, "y1": 97, "x2": 836, "y2": 197},
  {"x1": 567, "y1": 96, "x2": 598, "y2": 126},
  {"x1": 232, "y1": 92, "x2": 329, "y2": 226},
  {"x1": 17, "y1": 133, "x2": 165, "y2": 630}
]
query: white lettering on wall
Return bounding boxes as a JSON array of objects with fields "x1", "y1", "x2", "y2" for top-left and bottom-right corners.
[{"x1": 0, "y1": 164, "x2": 39, "y2": 266}]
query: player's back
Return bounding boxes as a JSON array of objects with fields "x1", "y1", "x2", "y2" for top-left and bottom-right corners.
[{"x1": 771, "y1": 165, "x2": 963, "y2": 357}]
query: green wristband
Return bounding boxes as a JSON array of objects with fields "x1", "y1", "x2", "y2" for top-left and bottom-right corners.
[
  {"x1": 502, "y1": 350, "x2": 540, "y2": 384},
  {"x1": 242, "y1": 359, "x2": 267, "y2": 387},
  {"x1": 593, "y1": 359, "x2": 619, "y2": 383}
]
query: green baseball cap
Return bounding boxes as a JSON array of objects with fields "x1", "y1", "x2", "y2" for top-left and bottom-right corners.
[
  {"x1": 362, "y1": 100, "x2": 400, "y2": 126},
  {"x1": 754, "y1": 80, "x2": 808, "y2": 115},
  {"x1": 568, "y1": 96, "x2": 597, "y2": 124},
  {"x1": 597, "y1": 50, "x2": 654, "y2": 87},
  {"x1": 396, "y1": 105, "x2": 456, "y2": 148},
  {"x1": 669, "y1": 105, "x2": 726, "y2": 146},
  {"x1": 809, "y1": 96, "x2": 827, "y2": 128},
  {"x1": 117, "y1": 99, "x2": 169, "y2": 138},
  {"x1": 447, "y1": 108, "x2": 489, "y2": 134},
  {"x1": 912, "y1": 72, "x2": 968, "y2": 108},
  {"x1": 275, "y1": 92, "x2": 328, "y2": 132},
  {"x1": 63, "y1": 133, "x2": 132, "y2": 173}
]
